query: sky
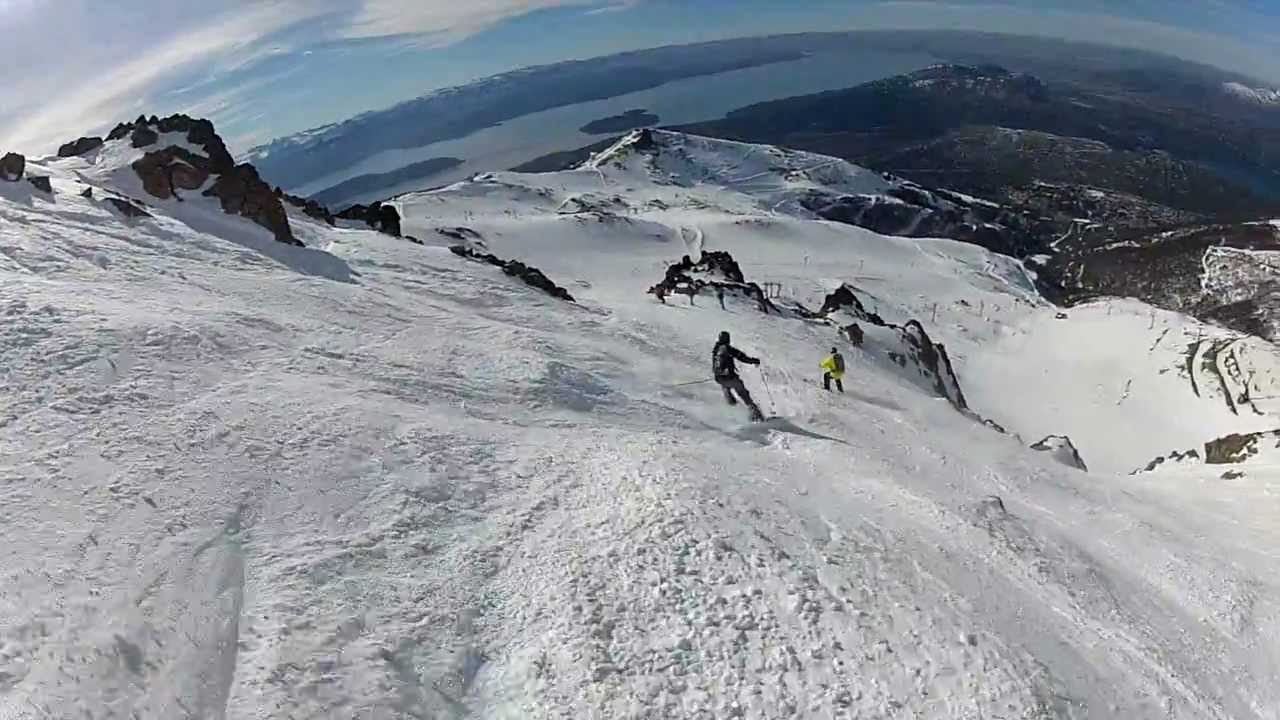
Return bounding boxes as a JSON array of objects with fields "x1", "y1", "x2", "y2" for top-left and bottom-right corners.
[{"x1": 1, "y1": 0, "x2": 1279, "y2": 155}]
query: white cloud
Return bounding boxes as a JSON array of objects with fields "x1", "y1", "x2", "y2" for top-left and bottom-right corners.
[
  {"x1": 0, "y1": 3, "x2": 308, "y2": 153},
  {"x1": 339, "y1": 0, "x2": 623, "y2": 46},
  {"x1": 0, "y1": 0, "x2": 630, "y2": 153}
]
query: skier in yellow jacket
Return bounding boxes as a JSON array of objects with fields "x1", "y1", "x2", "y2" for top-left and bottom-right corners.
[{"x1": 820, "y1": 347, "x2": 845, "y2": 393}]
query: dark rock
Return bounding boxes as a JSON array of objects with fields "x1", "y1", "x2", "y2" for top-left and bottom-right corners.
[
  {"x1": 1205, "y1": 432, "x2": 1268, "y2": 464},
  {"x1": 281, "y1": 192, "x2": 335, "y2": 226},
  {"x1": 435, "y1": 227, "x2": 483, "y2": 243},
  {"x1": 203, "y1": 164, "x2": 299, "y2": 245},
  {"x1": 819, "y1": 284, "x2": 887, "y2": 325},
  {"x1": 27, "y1": 176, "x2": 52, "y2": 193},
  {"x1": 0, "y1": 152, "x2": 24, "y2": 181},
  {"x1": 1030, "y1": 435, "x2": 1088, "y2": 471},
  {"x1": 80, "y1": 187, "x2": 93, "y2": 199},
  {"x1": 105, "y1": 197, "x2": 151, "y2": 218},
  {"x1": 130, "y1": 126, "x2": 158, "y2": 148},
  {"x1": 1135, "y1": 448, "x2": 1200, "y2": 474},
  {"x1": 131, "y1": 146, "x2": 213, "y2": 200},
  {"x1": 842, "y1": 323, "x2": 864, "y2": 346},
  {"x1": 449, "y1": 245, "x2": 575, "y2": 302},
  {"x1": 57, "y1": 136, "x2": 104, "y2": 157},
  {"x1": 106, "y1": 122, "x2": 133, "y2": 141},
  {"x1": 900, "y1": 320, "x2": 968, "y2": 411},
  {"x1": 1221, "y1": 469, "x2": 1246, "y2": 480},
  {"x1": 336, "y1": 202, "x2": 401, "y2": 236},
  {"x1": 650, "y1": 249, "x2": 772, "y2": 313},
  {"x1": 633, "y1": 128, "x2": 657, "y2": 151}
]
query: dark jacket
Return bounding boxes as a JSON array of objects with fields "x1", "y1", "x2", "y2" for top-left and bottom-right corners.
[{"x1": 713, "y1": 340, "x2": 757, "y2": 380}]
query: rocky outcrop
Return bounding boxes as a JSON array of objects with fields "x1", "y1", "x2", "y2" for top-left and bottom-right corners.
[
  {"x1": 650, "y1": 250, "x2": 773, "y2": 311},
  {"x1": 819, "y1": 284, "x2": 886, "y2": 325},
  {"x1": 105, "y1": 197, "x2": 151, "y2": 218},
  {"x1": 1205, "y1": 431, "x2": 1280, "y2": 465},
  {"x1": 57, "y1": 136, "x2": 103, "y2": 157},
  {"x1": 1135, "y1": 449, "x2": 1200, "y2": 474},
  {"x1": 280, "y1": 191, "x2": 335, "y2": 226},
  {"x1": 337, "y1": 202, "x2": 401, "y2": 237},
  {"x1": 1134, "y1": 430, "x2": 1280, "y2": 473},
  {"x1": 1030, "y1": 435, "x2": 1088, "y2": 471},
  {"x1": 204, "y1": 165, "x2": 299, "y2": 246},
  {"x1": 27, "y1": 176, "x2": 52, "y2": 193},
  {"x1": 821, "y1": 283, "x2": 968, "y2": 411},
  {"x1": 896, "y1": 320, "x2": 968, "y2": 411},
  {"x1": 94, "y1": 114, "x2": 298, "y2": 245},
  {"x1": 449, "y1": 246, "x2": 575, "y2": 302},
  {"x1": 1, "y1": 152, "x2": 24, "y2": 181}
]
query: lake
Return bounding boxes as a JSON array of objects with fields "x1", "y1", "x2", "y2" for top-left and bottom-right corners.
[{"x1": 294, "y1": 47, "x2": 940, "y2": 204}]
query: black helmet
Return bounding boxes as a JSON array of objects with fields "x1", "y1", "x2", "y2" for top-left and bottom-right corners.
[
  {"x1": 718, "y1": 331, "x2": 731, "y2": 344},
  {"x1": 831, "y1": 347, "x2": 838, "y2": 354}
]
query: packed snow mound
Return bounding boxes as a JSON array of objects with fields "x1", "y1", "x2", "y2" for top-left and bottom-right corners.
[{"x1": 5, "y1": 128, "x2": 1280, "y2": 718}]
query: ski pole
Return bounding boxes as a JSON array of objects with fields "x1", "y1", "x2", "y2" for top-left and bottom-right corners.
[
  {"x1": 671, "y1": 379, "x2": 715, "y2": 387},
  {"x1": 758, "y1": 366, "x2": 777, "y2": 408}
]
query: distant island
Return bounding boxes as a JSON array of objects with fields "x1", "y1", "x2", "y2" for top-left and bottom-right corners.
[
  {"x1": 310, "y1": 157, "x2": 463, "y2": 206},
  {"x1": 580, "y1": 109, "x2": 660, "y2": 135}
]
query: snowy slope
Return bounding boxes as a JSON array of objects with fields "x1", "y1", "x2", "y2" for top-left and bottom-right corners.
[{"x1": 2, "y1": 130, "x2": 1279, "y2": 719}]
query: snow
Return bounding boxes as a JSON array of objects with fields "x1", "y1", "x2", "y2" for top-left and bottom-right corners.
[
  {"x1": 1225, "y1": 81, "x2": 1280, "y2": 106},
  {"x1": 2, "y1": 130, "x2": 1279, "y2": 719}
]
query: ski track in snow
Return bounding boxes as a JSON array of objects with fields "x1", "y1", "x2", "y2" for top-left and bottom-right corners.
[{"x1": 0, "y1": 130, "x2": 1278, "y2": 719}]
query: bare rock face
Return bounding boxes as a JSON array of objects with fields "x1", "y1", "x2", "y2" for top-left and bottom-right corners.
[
  {"x1": 131, "y1": 147, "x2": 213, "y2": 199},
  {"x1": 57, "y1": 136, "x2": 104, "y2": 157},
  {"x1": 204, "y1": 165, "x2": 299, "y2": 246},
  {"x1": 0, "y1": 152, "x2": 24, "y2": 181},
  {"x1": 27, "y1": 176, "x2": 52, "y2": 193},
  {"x1": 130, "y1": 126, "x2": 159, "y2": 148}
]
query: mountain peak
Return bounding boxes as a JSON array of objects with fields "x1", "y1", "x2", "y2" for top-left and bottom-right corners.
[{"x1": 891, "y1": 64, "x2": 1049, "y2": 101}]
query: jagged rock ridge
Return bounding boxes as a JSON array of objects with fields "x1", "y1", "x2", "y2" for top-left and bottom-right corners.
[{"x1": 449, "y1": 245, "x2": 575, "y2": 302}]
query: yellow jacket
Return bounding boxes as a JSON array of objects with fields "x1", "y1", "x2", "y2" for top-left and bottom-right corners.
[{"x1": 820, "y1": 354, "x2": 845, "y2": 379}]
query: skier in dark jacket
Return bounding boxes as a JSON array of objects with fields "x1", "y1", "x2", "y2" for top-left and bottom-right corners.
[{"x1": 712, "y1": 331, "x2": 764, "y2": 421}]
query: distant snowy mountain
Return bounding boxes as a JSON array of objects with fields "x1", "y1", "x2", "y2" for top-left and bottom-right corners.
[
  {"x1": 3, "y1": 122, "x2": 1279, "y2": 718},
  {"x1": 1224, "y1": 81, "x2": 1280, "y2": 106}
]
